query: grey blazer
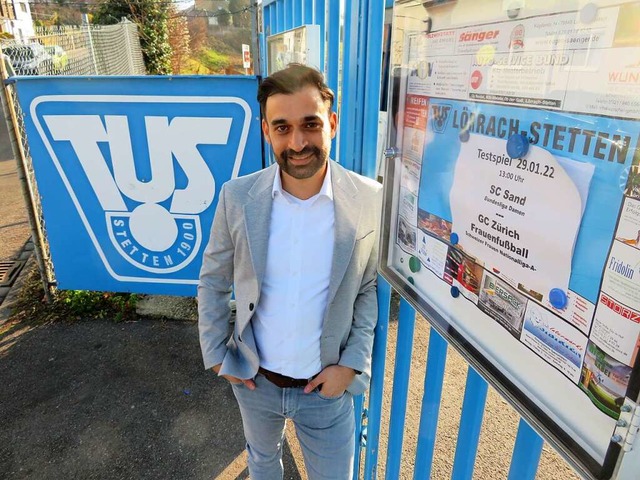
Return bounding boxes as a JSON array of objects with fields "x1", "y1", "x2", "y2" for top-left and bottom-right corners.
[{"x1": 198, "y1": 160, "x2": 382, "y2": 395}]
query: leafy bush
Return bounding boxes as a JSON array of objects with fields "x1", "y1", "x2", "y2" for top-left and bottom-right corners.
[{"x1": 60, "y1": 290, "x2": 139, "y2": 322}]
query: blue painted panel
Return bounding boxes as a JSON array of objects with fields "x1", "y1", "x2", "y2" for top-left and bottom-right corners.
[
  {"x1": 276, "y1": 0, "x2": 284, "y2": 31},
  {"x1": 304, "y1": 0, "x2": 313, "y2": 24},
  {"x1": 413, "y1": 329, "x2": 448, "y2": 479},
  {"x1": 385, "y1": 298, "x2": 416, "y2": 479},
  {"x1": 451, "y1": 368, "x2": 489, "y2": 480},
  {"x1": 13, "y1": 76, "x2": 263, "y2": 296},
  {"x1": 284, "y1": 0, "x2": 292, "y2": 29},
  {"x1": 508, "y1": 419, "x2": 543, "y2": 480},
  {"x1": 363, "y1": 276, "x2": 391, "y2": 478}
]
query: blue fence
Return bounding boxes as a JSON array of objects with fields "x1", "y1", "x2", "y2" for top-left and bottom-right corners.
[{"x1": 259, "y1": 1, "x2": 548, "y2": 479}]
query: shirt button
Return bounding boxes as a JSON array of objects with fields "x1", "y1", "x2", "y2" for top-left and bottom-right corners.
[{"x1": 249, "y1": 303, "x2": 254, "y2": 311}]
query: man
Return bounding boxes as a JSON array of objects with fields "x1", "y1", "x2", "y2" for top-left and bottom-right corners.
[{"x1": 198, "y1": 64, "x2": 382, "y2": 479}]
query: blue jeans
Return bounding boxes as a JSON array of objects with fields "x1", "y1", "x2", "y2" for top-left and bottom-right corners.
[{"x1": 231, "y1": 373, "x2": 355, "y2": 480}]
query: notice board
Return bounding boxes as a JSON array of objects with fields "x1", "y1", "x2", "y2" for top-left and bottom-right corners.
[{"x1": 381, "y1": 1, "x2": 640, "y2": 478}]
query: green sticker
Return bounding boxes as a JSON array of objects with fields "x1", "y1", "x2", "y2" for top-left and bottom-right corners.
[{"x1": 409, "y1": 256, "x2": 421, "y2": 273}]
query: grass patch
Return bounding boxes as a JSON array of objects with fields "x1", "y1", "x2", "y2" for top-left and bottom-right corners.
[
  {"x1": 8, "y1": 267, "x2": 139, "y2": 326},
  {"x1": 198, "y1": 48, "x2": 230, "y2": 72}
]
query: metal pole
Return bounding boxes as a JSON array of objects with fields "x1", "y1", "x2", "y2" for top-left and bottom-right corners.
[
  {"x1": 363, "y1": 276, "x2": 392, "y2": 479},
  {"x1": 0, "y1": 77, "x2": 53, "y2": 302},
  {"x1": 251, "y1": 1, "x2": 261, "y2": 76},
  {"x1": 385, "y1": 297, "x2": 416, "y2": 479},
  {"x1": 82, "y1": 13, "x2": 99, "y2": 75}
]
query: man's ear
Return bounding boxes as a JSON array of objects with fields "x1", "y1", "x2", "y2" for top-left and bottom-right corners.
[
  {"x1": 261, "y1": 119, "x2": 272, "y2": 145},
  {"x1": 329, "y1": 111, "x2": 338, "y2": 139}
]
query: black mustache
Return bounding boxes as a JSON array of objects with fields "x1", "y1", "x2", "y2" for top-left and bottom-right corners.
[{"x1": 281, "y1": 146, "x2": 321, "y2": 161}]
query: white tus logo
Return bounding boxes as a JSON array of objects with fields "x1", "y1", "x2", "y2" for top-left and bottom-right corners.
[{"x1": 31, "y1": 95, "x2": 252, "y2": 283}]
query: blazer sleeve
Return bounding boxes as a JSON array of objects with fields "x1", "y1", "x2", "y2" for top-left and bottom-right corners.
[
  {"x1": 338, "y1": 186, "x2": 382, "y2": 377},
  {"x1": 198, "y1": 184, "x2": 234, "y2": 370}
]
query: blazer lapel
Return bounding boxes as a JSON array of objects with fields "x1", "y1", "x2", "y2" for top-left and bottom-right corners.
[
  {"x1": 327, "y1": 162, "x2": 362, "y2": 306},
  {"x1": 243, "y1": 165, "x2": 276, "y2": 291}
]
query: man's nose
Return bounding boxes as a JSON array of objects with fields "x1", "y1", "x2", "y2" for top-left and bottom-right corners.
[{"x1": 288, "y1": 129, "x2": 307, "y2": 152}]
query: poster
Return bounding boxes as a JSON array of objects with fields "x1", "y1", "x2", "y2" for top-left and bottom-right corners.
[{"x1": 383, "y1": 1, "x2": 640, "y2": 478}]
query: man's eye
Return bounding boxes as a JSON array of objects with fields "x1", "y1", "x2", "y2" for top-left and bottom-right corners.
[
  {"x1": 275, "y1": 126, "x2": 289, "y2": 133},
  {"x1": 305, "y1": 123, "x2": 320, "y2": 129}
]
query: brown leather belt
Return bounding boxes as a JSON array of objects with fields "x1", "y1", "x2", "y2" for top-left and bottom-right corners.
[{"x1": 258, "y1": 367, "x2": 311, "y2": 388}]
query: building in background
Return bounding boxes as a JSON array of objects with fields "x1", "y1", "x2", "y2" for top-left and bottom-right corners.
[{"x1": 0, "y1": 0, "x2": 34, "y2": 40}]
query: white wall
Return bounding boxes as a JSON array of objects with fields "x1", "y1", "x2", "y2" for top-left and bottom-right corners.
[{"x1": 4, "y1": 0, "x2": 34, "y2": 40}]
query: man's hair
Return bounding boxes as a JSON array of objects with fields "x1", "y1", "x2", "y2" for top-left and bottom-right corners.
[{"x1": 257, "y1": 64, "x2": 335, "y2": 118}]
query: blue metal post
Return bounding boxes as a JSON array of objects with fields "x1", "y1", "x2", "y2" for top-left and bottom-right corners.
[
  {"x1": 451, "y1": 367, "x2": 489, "y2": 480},
  {"x1": 338, "y1": 0, "x2": 360, "y2": 170},
  {"x1": 303, "y1": 0, "x2": 313, "y2": 24},
  {"x1": 325, "y1": 0, "x2": 338, "y2": 158},
  {"x1": 351, "y1": 0, "x2": 368, "y2": 175},
  {"x1": 385, "y1": 298, "x2": 416, "y2": 479},
  {"x1": 283, "y1": 0, "x2": 292, "y2": 30},
  {"x1": 275, "y1": 0, "x2": 284, "y2": 32},
  {"x1": 360, "y1": 0, "x2": 385, "y2": 178},
  {"x1": 507, "y1": 419, "x2": 544, "y2": 480},
  {"x1": 352, "y1": 393, "x2": 365, "y2": 480},
  {"x1": 267, "y1": 4, "x2": 276, "y2": 37},
  {"x1": 314, "y1": 0, "x2": 326, "y2": 71},
  {"x1": 413, "y1": 329, "x2": 448, "y2": 479},
  {"x1": 293, "y1": 0, "x2": 302, "y2": 26},
  {"x1": 363, "y1": 277, "x2": 391, "y2": 479}
]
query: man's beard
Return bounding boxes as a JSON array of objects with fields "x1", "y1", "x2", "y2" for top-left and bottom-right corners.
[{"x1": 277, "y1": 146, "x2": 327, "y2": 179}]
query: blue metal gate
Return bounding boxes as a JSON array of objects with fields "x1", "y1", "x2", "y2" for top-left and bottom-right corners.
[{"x1": 259, "y1": 1, "x2": 547, "y2": 478}]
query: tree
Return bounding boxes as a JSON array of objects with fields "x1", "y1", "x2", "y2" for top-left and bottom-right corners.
[
  {"x1": 93, "y1": 0, "x2": 172, "y2": 74},
  {"x1": 228, "y1": 0, "x2": 251, "y2": 29},
  {"x1": 216, "y1": 7, "x2": 231, "y2": 27},
  {"x1": 167, "y1": 5, "x2": 190, "y2": 74}
]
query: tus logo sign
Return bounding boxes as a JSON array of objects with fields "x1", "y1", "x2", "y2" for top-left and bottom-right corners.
[{"x1": 28, "y1": 93, "x2": 256, "y2": 289}]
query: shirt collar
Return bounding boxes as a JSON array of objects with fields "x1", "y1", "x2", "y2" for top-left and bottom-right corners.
[{"x1": 272, "y1": 160, "x2": 334, "y2": 202}]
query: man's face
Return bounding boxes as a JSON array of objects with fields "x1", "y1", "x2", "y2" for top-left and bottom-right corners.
[{"x1": 262, "y1": 85, "x2": 337, "y2": 180}]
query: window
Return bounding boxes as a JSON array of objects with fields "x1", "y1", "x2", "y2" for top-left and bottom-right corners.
[{"x1": 19, "y1": 2, "x2": 27, "y2": 13}]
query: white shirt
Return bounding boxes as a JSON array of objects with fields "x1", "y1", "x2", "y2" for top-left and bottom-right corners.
[{"x1": 253, "y1": 163, "x2": 335, "y2": 378}]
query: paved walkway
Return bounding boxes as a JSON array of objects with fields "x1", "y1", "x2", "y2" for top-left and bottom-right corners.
[
  {"x1": 0, "y1": 107, "x2": 30, "y2": 264},
  {"x1": 0, "y1": 106, "x2": 32, "y2": 308}
]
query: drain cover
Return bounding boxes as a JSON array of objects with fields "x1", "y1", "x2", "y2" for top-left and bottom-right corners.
[{"x1": 0, "y1": 261, "x2": 25, "y2": 287}]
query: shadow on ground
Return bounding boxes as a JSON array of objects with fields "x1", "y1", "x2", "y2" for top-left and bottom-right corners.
[{"x1": 0, "y1": 319, "x2": 302, "y2": 479}]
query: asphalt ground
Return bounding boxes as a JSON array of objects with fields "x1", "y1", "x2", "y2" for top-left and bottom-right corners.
[{"x1": 0, "y1": 317, "x2": 304, "y2": 480}]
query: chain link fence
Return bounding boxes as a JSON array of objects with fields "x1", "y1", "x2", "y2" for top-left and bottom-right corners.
[
  {"x1": 0, "y1": 19, "x2": 146, "y2": 296},
  {"x1": 1, "y1": 20, "x2": 145, "y2": 76}
]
